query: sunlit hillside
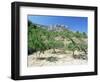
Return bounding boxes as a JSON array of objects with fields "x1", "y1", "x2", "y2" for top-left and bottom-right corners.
[{"x1": 28, "y1": 20, "x2": 88, "y2": 67}]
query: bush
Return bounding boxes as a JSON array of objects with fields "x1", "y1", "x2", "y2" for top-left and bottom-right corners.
[{"x1": 28, "y1": 48, "x2": 36, "y2": 55}]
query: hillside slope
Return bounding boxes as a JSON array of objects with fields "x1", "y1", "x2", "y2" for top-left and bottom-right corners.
[{"x1": 28, "y1": 20, "x2": 88, "y2": 66}]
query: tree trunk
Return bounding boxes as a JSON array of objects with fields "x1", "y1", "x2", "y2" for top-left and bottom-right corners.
[
  {"x1": 42, "y1": 51, "x2": 45, "y2": 54},
  {"x1": 72, "y1": 50, "x2": 75, "y2": 56},
  {"x1": 39, "y1": 51, "x2": 41, "y2": 57},
  {"x1": 64, "y1": 39, "x2": 66, "y2": 49},
  {"x1": 80, "y1": 47, "x2": 87, "y2": 54},
  {"x1": 82, "y1": 48, "x2": 87, "y2": 54},
  {"x1": 53, "y1": 48, "x2": 56, "y2": 53}
]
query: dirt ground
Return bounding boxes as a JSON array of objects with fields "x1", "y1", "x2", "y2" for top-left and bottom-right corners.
[{"x1": 27, "y1": 49, "x2": 88, "y2": 67}]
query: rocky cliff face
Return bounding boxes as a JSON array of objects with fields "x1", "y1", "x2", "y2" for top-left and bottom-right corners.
[
  {"x1": 32, "y1": 23, "x2": 69, "y2": 32},
  {"x1": 48, "y1": 24, "x2": 68, "y2": 31}
]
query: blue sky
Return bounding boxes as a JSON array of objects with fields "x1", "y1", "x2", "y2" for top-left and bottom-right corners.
[{"x1": 28, "y1": 15, "x2": 88, "y2": 33}]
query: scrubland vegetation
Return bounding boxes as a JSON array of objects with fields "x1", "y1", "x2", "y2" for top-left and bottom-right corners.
[{"x1": 28, "y1": 20, "x2": 88, "y2": 66}]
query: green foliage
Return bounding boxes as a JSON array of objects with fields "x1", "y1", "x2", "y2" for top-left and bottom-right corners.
[
  {"x1": 75, "y1": 31, "x2": 82, "y2": 38},
  {"x1": 78, "y1": 43, "x2": 87, "y2": 54},
  {"x1": 82, "y1": 32, "x2": 87, "y2": 38},
  {"x1": 28, "y1": 20, "x2": 88, "y2": 56},
  {"x1": 75, "y1": 31, "x2": 87, "y2": 38},
  {"x1": 66, "y1": 42, "x2": 77, "y2": 56},
  {"x1": 28, "y1": 20, "x2": 33, "y2": 27},
  {"x1": 28, "y1": 22, "x2": 47, "y2": 52},
  {"x1": 67, "y1": 43, "x2": 77, "y2": 51}
]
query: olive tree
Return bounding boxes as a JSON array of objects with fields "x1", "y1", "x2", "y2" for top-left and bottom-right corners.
[{"x1": 67, "y1": 43, "x2": 77, "y2": 56}]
